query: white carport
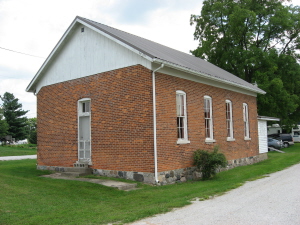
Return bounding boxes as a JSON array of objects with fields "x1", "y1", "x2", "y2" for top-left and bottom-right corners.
[{"x1": 257, "y1": 116, "x2": 280, "y2": 153}]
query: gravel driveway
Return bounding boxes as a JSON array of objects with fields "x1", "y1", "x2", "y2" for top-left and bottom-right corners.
[{"x1": 130, "y1": 163, "x2": 300, "y2": 225}]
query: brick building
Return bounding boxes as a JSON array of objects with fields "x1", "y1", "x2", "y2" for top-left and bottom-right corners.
[{"x1": 26, "y1": 16, "x2": 266, "y2": 184}]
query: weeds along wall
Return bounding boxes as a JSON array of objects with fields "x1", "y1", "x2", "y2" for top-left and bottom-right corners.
[{"x1": 37, "y1": 64, "x2": 259, "y2": 174}]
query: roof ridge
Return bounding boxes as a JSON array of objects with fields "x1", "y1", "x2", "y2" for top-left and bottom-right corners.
[
  {"x1": 77, "y1": 16, "x2": 150, "y2": 42},
  {"x1": 76, "y1": 16, "x2": 196, "y2": 59}
]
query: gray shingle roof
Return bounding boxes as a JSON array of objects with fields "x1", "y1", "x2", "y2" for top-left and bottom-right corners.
[{"x1": 78, "y1": 16, "x2": 265, "y2": 94}]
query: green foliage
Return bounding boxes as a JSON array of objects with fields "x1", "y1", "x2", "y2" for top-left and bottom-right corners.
[
  {"x1": 193, "y1": 146, "x2": 227, "y2": 180},
  {"x1": 0, "y1": 92, "x2": 28, "y2": 140},
  {"x1": 191, "y1": 0, "x2": 300, "y2": 128},
  {"x1": 0, "y1": 108, "x2": 8, "y2": 137},
  {"x1": 25, "y1": 117, "x2": 37, "y2": 144},
  {"x1": 28, "y1": 130, "x2": 37, "y2": 144}
]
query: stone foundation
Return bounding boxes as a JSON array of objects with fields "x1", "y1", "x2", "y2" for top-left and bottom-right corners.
[
  {"x1": 226, "y1": 153, "x2": 268, "y2": 170},
  {"x1": 37, "y1": 153, "x2": 268, "y2": 185}
]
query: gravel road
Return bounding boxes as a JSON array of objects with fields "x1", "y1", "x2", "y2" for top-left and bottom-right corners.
[{"x1": 130, "y1": 163, "x2": 300, "y2": 225}]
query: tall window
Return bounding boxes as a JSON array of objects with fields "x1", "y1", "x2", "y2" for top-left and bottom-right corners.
[
  {"x1": 78, "y1": 98, "x2": 91, "y2": 162},
  {"x1": 226, "y1": 100, "x2": 234, "y2": 140},
  {"x1": 176, "y1": 91, "x2": 189, "y2": 143},
  {"x1": 243, "y1": 103, "x2": 250, "y2": 139},
  {"x1": 204, "y1": 96, "x2": 213, "y2": 140}
]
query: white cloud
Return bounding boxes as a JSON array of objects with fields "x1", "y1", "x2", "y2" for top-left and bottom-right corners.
[{"x1": 2, "y1": 0, "x2": 299, "y2": 119}]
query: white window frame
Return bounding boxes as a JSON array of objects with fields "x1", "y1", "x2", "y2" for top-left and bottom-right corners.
[
  {"x1": 78, "y1": 99, "x2": 91, "y2": 117},
  {"x1": 243, "y1": 103, "x2": 251, "y2": 140},
  {"x1": 176, "y1": 91, "x2": 190, "y2": 144},
  {"x1": 204, "y1": 96, "x2": 215, "y2": 143},
  {"x1": 78, "y1": 98, "x2": 92, "y2": 164},
  {"x1": 226, "y1": 100, "x2": 235, "y2": 141}
]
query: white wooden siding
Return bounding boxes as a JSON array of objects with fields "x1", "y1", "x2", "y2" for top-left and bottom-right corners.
[
  {"x1": 36, "y1": 25, "x2": 151, "y2": 93},
  {"x1": 258, "y1": 120, "x2": 268, "y2": 153}
]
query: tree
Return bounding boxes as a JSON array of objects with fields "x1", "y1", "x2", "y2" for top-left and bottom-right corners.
[
  {"x1": 0, "y1": 108, "x2": 9, "y2": 137},
  {"x1": 25, "y1": 117, "x2": 37, "y2": 144},
  {"x1": 191, "y1": 0, "x2": 300, "y2": 129},
  {"x1": 0, "y1": 92, "x2": 28, "y2": 140}
]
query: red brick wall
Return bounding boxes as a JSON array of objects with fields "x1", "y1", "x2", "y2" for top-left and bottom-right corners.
[
  {"x1": 155, "y1": 72, "x2": 259, "y2": 172},
  {"x1": 37, "y1": 64, "x2": 259, "y2": 174},
  {"x1": 37, "y1": 65, "x2": 155, "y2": 172}
]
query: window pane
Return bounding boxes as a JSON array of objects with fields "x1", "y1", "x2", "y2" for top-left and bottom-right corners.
[
  {"x1": 82, "y1": 101, "x2": 91, "y2": 113},
  {"x1": 227, "y1": 121, "x2": 230, "y2": 137},
  {"x1": 205, "y1": 119, "x2": 210, "y2": 138},
  {"x1": 180, "y1": 127, "x2": 184, "y2": 138},
  {"x1": 176, "y1": 95, "x2": 180, "y2": 116},
  {"x1": 177, "y1": 117, "x2": 185, "y2": 139},
  {"x1": 79, "y1": 150, "x2": 84, "y2": 158},
  {"x1": 181, "y1": 95, "x2": 185, "y2": 116},
  {"x1": 79, "y1": 142, "x2": 84, "y2": 150},
  {"x1": 86, "y1": 102, "x2": 90, "y2": 112},
  {"x1": 85, "y1": 149, "x2": 90, "y2": 158},
  {"x1": 85, "y1": 141, "x2": 90, "y2": 150},
  {"x1": 177, "y1": 103, "x2": 180, "y2": 116}
]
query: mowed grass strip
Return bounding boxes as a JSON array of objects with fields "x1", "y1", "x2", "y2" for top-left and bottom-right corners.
[
  {"x1": 0, "y1": 145, "x2": 37, "y2": 157},
  {"x1": 0, "y1": 144, "x2": 300, "y2": 225}
]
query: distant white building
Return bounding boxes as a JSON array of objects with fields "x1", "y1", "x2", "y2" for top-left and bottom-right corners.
[{"x1": 267, "y1": 124, "x2": 300, "y2": 142}]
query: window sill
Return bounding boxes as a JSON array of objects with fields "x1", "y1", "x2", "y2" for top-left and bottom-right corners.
[
  {"x1": 205, "y1": 139, "x2": 216, "y2": 143},
  {"x1": 177, "y1": 139, "x2": 190, "y2": 144},
  {"x1": 227, "y1": 137, "x2": 236, "y2": 142},
  {"x1": 244, "y1": 137, "x2": 251, "y2": 141}
]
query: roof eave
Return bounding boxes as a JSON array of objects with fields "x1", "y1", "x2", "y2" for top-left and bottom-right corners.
[
  {"x1": 258, "y1": 116, "x2": 280, "y2": 121},
  {"x1": 153, "y1": 59, "x2": 266, "y2": 95}
]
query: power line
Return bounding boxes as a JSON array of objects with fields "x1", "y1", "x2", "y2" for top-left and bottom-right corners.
[{"x1": 0, "y1": 46, "x2": 45, "y2": 59}]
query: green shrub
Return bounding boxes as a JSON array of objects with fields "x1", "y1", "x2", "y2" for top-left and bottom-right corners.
[
  {"x1": 193, "y1": 146, "x2": 227, "y2": 180},
  {"x1": 28, "y1": 130, "x2": 37, "y2": 144}
]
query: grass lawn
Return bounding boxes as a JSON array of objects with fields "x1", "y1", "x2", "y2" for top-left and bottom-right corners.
[
  {"x1": 0, "y1": 145, "x2": 37, "y2": 157},
  {"x1": 0, "y1": 144, "x2": 300, "y2": 225}
]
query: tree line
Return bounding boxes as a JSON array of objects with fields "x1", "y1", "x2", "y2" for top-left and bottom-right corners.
[
  {"x1": 0, "y1": 92, "x2": 37, "y2": 144},
  {"x1": 191, "y1": 0, "x2": 300, "y2": 131}
]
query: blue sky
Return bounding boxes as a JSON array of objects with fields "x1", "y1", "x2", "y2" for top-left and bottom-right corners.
[{"x1": 0, "y1": 0, "x2": 299, "y2": 118}]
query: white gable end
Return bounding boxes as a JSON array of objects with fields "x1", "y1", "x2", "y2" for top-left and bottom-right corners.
[{"x1": 35, "y1": 24, "x2": 151, "y2": 93}]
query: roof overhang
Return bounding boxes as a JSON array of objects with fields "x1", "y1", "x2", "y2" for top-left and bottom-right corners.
[
  {"x1": 257, "y1": 116, "x2": 280, "y2": 121},
  {"x1": 27, "y1": 16, "x2": 266, "y2": 97},
  {"x1": 153, "y1": 59, "x2": 266, "y2": 95}
]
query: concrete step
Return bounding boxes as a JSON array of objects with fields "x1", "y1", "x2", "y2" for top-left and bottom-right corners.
[
  {"x1": 59, "y1": 171, "x2": 92, "y2": 177},
  {"x1": 62, "y1": 167, "x2": 92, "y2": 173}
]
